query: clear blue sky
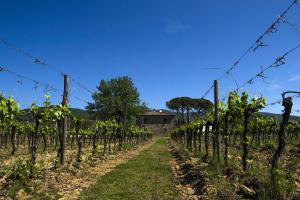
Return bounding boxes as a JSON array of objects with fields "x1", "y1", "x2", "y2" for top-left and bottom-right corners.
[{"x1": 0, "y1": 0, "x2": 299, "y2": 115}]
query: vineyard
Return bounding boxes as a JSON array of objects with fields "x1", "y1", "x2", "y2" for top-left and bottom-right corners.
[
  {"x1": 0, "y1": 89, "x2": 299, "y2": 199},
  {"x1": 1, "y1": 0, "x2": 300, "y2": 200},
  {"x1": 0, "y1": 94, "x2": 153, "y2": 199},
  {"x1": 169, "y1": 91, "x2": 300, "y2": 199}
]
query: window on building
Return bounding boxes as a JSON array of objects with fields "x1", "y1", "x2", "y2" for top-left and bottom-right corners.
[
  {"x1": 163, "y1": 118, "x2": 167, "y2": 123},
  {"x1": 144, "y1": 118, "x2": 147, "y2": 123}
]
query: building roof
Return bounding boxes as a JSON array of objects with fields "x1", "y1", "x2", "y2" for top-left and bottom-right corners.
[{"x1": 138, "y1": 110, "x2": 175, "y2": 116}]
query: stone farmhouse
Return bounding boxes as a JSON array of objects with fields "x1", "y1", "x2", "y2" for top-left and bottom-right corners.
[{"x1": 137, "y1": 110, "x2": 175, "y2": 134}]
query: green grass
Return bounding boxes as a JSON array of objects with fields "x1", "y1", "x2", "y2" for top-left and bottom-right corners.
[{"x1": 80, "y1": 138, "x2": 181, "y2": 200}]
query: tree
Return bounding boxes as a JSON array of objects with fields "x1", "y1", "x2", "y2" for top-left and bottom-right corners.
[
  {"x1": 166, "y1": 98, "x2": 183, "y2": 125},
  {"x1": 192, "y1": 98, "x2": 213, "y2": 117},
  {"x1": 86, "y1": 76, "x2": 146, "y2": 147},
  {"x1": 166, "y1": 97, "x2": 213, "y2": 124}
]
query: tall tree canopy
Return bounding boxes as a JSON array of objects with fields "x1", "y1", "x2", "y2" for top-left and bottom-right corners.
[
  {"x1": 192, "y1": 98, "x2": 213, "y2": 117},
  {"x1": 86, "y1": 76, "x2": 147, "y2": 124},
  {"x1": 166, "y1": 97, "x2": 213, "y2": 124}
]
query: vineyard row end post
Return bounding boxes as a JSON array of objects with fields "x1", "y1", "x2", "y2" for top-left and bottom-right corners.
[
  {"x1": 214, "y1": 80, "x2": 220, "y2": 162},
  {"x1": 60, "y1": 74, "x2": 68, "y2": 165}
]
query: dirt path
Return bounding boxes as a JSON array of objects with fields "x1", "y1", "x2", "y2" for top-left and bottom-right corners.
[
  {"x1": 80, "y1": 137, "x2": 180, "y2": 200},
  {"x1": 33, "y1": 139, "x2": 156, "y2": 200}
]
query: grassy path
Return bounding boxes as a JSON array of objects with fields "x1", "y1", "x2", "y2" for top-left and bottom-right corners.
[{"x1": 80, "y1": 138, "x2": 180, "y2": 200}]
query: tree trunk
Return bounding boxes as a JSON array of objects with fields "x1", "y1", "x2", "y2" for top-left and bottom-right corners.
[
  {"x1": 76, "y1": 135, "x2": 83, "y2": 163},
  {"x1": 71, "y1": 135, "x2": 74, "y2": 148},
  {"x1": 224, "y1": 113, "x2": 229, "y2": 165},
  {"x1": 119, "y1": 103, "x2": 128, "y2": 151},
  {"x1": 198, "y1": 126, "x2": 203, "y2": 156},
  {"x1": 181, "y1": 107, "x2": 185, "y2": 124},
  {"x1": 42, "y1": 133, "x2": 47, "y2": 152},
  {"x1": 186, "y1": 107, "x2": 190, "y2": 124},
  {"x1": 16, "y1": 132, "x2": 20, "y2": 148},
  {"x1": 204, "y1": 122, "x2": 210, "y2": 161},
  {"x1": 31, "y1": 118, "x2": 40, "y2": 164},
  {"x1": 242, "y1": 110, "x2": 251, "y2": 171},
  {"x1": 75, "y1": 120, "x2": 82, "y2": 163},
  {"x1": 27, "y1": 133, "x2": 31, "y2": 152},
  {"x1": 92, "y1": 133, "x2": 97, "y2": 155},
  {"x1": 108, "y1": 135, "x2": 112, "y2": 153},
  {"x1": 193, "y1": 130, "x2": 197, "y2": 154},
  {"x1": 11, "y1": 125, "x2": 16, "y2": 155},
  {"x1": 271, "y1": 97, "x2": 293, "y2": 186},
  {"x1": 103, "y1": 131, "x2": 107, "y2": 154}
]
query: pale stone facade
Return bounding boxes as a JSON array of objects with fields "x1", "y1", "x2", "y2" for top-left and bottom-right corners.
[{"x1": 137, "y1": 110, "x2": 175, "y2": 135}]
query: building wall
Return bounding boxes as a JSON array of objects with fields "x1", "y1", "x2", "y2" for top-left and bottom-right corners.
[{"x1": 139, "y1": 115, "x2": 175, "y2": 135}]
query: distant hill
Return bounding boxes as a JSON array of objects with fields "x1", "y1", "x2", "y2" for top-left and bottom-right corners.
[
  {"x1": 258, "y1": 112, "x2": 300, "y2": 121},
  {"x1": 70, "y1": 108, "x2": 94, "y2": 120},
  {"x1": 162, "y1": 110, "x2": 300, "y2": 122}
]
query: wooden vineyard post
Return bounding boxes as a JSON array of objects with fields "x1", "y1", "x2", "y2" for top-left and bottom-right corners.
[
  {"x1": 60, "y1": 74, "x2": 68, "y2": 165},
  {"x1": 271, "y1": 91, "x2": 299, "y2": 190},
  {"x1": 214, "y1": 80, "x2": 220, "y2": 162}
]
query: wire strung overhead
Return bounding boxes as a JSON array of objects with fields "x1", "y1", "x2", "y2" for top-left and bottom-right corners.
[
  {"x1": 0, "y1": 38, "x2": 94, "y2": 95},
  {"x1": 266, "y1": 93, "x2": 300, "y2": 107},
  {"x1": 237, "y1": 43, "x2": 300, "y2": 90},
  {"x1": 198, "y1": 67, "x2": 239, "y2": 91},
  {"x1": 218, "y1": 43, "x2": 300, "y2": 107},
  {"x1": 282, "y1": 19, "x2": 300, "y2": 35},
  {"x1": 0, "y1": 66, "x2": 89, "y2": 104},
  {"x1": 201, "y1": 0, "x2": 299, "y2": 98}
]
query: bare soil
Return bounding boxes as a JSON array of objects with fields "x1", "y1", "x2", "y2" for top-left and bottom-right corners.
[{"x1": 34, "y1": 139, "x2": 155, "y2": 200}]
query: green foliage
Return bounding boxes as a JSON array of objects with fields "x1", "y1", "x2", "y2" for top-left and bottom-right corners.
[
  {"x1": 0, "y1": 88, "x2": 154, "y2": 199},
  {"x1": 128, "y1": 126, "x2": 153, "y2": 137},
  {"x1": 86, "y1": 76, "x2": 146, "y2": 122},
  {"x1": 262, "y1": 140, "x2": 275, "y2": 150},
  {"x1": 166, "y1": 97, "x2": 213, "y2": 123},
  {"x1": 205, "y1": 111, "x2": 213, "y2": 123},
  {"x1": 228, "y1": 91, "x2": 266, "y2": 115},
  {"x1": 30, "y1": 102, "x2": 39, "y2": 117},
  {"x1": 271, "y1": 168, "x2": 290, "y2": 199},
  {"x1": 5, "y1": 160, "x2": 40, "y2": 199},
  {"x1": 189, "y1": 119, "x2": 204, "y2": 129},
  {"x1": 0, "y1": 95, "x2": 19, "y2": 125},
  {"x1": 19, "y1": 95, "x2": 70, "y2": 124},
  {"x1": 10, "y1": 160, "x2": 33, "y2": 181},
  {"x1": 96, "y1": 119, "x2": 120, "y2": 131},
  {"x1": 17, "y1": 108, "x2": 93, "y2": 122}
]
